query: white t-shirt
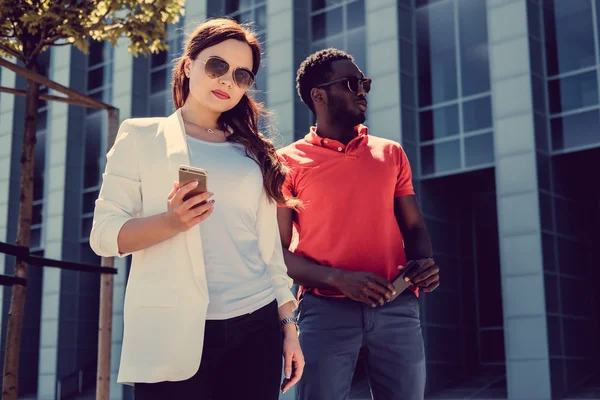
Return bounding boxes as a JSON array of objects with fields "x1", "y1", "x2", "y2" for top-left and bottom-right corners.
[{"x1": 186, "y1": 134, "x2": 275, "y2": 319}]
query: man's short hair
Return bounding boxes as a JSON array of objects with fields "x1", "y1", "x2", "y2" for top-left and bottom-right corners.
[{"x1": 296, "y1": 48, "x2": 354, "y2": 113}]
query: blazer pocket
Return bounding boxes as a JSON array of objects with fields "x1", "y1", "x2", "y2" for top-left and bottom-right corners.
[{"x1": 132, "y1": 285, "x2": 179, "y2": 308}]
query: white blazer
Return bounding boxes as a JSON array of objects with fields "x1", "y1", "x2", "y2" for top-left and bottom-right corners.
[{"x1": 90, "y1": 109, "x2": 296, "y2": 385}]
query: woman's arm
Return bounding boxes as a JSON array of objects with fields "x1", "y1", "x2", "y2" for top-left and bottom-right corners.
[{"x1": 116, "y1": 182, "x2": 214, "y2": 254}]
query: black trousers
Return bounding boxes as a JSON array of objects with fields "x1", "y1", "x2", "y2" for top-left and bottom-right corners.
[{"x1": 135, "y1": 300, "x2": 283, "y2": 400}]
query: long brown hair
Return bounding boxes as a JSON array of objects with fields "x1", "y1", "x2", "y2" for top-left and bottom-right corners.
[{"x1": 172, "y1": 18, "x2": 298, "y2": 207}]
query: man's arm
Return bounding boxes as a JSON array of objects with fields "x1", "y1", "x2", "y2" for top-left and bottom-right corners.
[
  {"x1": 277, "y1": 208, "x2": 395, "y2": 306},
  {"x1": 394, "y1": 195, "x2": 432, "y2": 260},
  {"x1": 394, "y1": 195, "x2": 440, "y2": 292},
  {"x1": 277, "y1": 207, "x2": 339, "y2": 289}
]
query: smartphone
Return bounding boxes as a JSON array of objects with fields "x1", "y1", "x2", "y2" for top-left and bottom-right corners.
[
  {"x1": 388, "y1": 263, "x2": 416, "y2": 302},
  {"x1": 178, "y1": 165, "x2": 208, "y2": 205}
]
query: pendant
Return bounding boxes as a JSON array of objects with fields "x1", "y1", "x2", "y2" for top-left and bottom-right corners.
[{"x1": 207, "y1": 128, "x2": 214, "y2": 134}]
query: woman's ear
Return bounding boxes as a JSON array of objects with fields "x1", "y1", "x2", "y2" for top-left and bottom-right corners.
[{"x1": 183, "y1": 58, "x2": 191, "y2": 78}]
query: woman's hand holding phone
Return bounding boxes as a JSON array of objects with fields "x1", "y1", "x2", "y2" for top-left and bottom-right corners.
[{"x1": 165, "y1": 181, "x2": 214, "y2": 232}]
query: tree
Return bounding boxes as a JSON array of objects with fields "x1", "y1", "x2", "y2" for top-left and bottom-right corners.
[{"x1": 0, "y1": 1, "x2": 185, "y2": 398}]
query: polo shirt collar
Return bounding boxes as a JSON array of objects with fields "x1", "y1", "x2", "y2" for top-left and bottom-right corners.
[{"x1": 304, "y1": 125, "x2": 369, "y2": 150}]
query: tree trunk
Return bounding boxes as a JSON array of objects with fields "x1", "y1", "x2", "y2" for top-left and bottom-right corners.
[{"x1": 2, "y1": 61, "x2": 39, "y2": 400}]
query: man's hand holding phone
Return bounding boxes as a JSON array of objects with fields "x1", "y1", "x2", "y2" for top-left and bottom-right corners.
[
  {"x1": 165, "y1": 181, "x2": 214, "y2": 232},
  {"x1": 401, "y1": 257, "x2": 440, "y2": 293},
  {"x1": 331, "y1": 269, "x2": 396, "y2": 307}
]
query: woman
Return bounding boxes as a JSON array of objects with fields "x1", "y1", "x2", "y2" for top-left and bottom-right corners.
[{"x1": 90, "y1": 18, "x2": 304, "y2": 399}]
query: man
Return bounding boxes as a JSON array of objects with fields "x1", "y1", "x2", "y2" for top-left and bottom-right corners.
[{"x1": 277, "y1": 49, "x2": 440, "y2": 400}]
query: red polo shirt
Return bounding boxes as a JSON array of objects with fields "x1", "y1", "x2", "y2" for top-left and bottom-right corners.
[{"x1": 278, "y1": 125, "x2": 415, "y2": 297}]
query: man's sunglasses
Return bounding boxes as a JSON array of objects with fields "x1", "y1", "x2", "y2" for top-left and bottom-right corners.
[
  {"x1": 200, "y1": 56, "x2": 255, "y2": 90},
  {"x1": 315, "y1": 76, "x2": 372, "y2": 94}
]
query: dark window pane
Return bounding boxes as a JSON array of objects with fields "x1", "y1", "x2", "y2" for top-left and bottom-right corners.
[
  {"x1": 81, "y1": 217, "x2": 94, "y2": 239},
  {"x1": 419, "y1": 104, "x2": 459, "y2": 141},
  {"x1": 88, "y1": 41, "x2": 105, "y2": 67},
  {"x1": 255, "y1": 5, "x2": 267, "y2": 32},
  {"x1": 150, "y1": 92, "x2": 167, "y2": 116},
  {"x1": 402, "y1": 107, "x2": 417, "y2": 142},
  {"x1": 417, "y1": 0, "x2": 446, "y2": 6},
  {"x1": 233, "y1": 10, "x2": 252, "y2": 25},
  {"x1": 529, "y1": 37, "x2": 543, "y2": 76},
  {"x1": 312, "y1": 7, "x2": 343, "y2": 41},
  {"x1": 347, "y1": 29, "x2": 366, "y2": 72},
  {"x1": 312, "y1": 36, "x2": 344, "y2": 53},
  {"x1": 458, "y1": 0, "x2": 490, "y2": 96},
  {"x1": 463, "y1": 96, "x2": 492, "y2": 132},
  {"x1": 398, "y1": 7, "x2": 413, "y2": 40},
  {"x1": 544, "y1": 0, "x2": 596, "y2": 75},
  {"x1": 32, "y1": 203, "x2": 43, "y2": 226},
  {"x1": 226, "y1": 0, "x2": 240, "y2": 13},
  {"x1": 37, "y1": 109, "x2": 47, "y2": 132},
  {"x1": 152, "y1": 51, "x2": 167, "y2": 68},
  {"x1": 535, "y1": 113, "x2": 548, "y2": 152},
  {"x1": 151, "y1": 69, "x2": 168, "y2": 94},
  {"x1": 401, "y1": 73, "x2": 415, "y2": 107},
  {"x1": 34, "y1": 130, "x2": 46, "y2": 201},
  {"x1": 542, "y1": 233, "x2": 556, "y2": 272},
  {"x1": 531, "y1": 73, "x2": 546, "y2": 114},
  {"x1": 83, "y1": 190, "x2": 100, "y2": 215},
  {"x1": 548, "y1": 71, "x2": 598, "y2": 114},
  {"x1": 417, "y1": 1, "x2": 457, "y2": 106},
  {"x1": 30, "y1": 228, "x2": 41, "y2": 250},
  {"x1": 347, "y1": 0, "x2": 365, "y2": 30},
  {"x1": 402, "y1": 141, "x2": 418, "y2": 166},
  {"x1": 527, "y1": 0, "x2": 541, "y2": 38},
  {"x1": 421, "y1": 139, "x2": 461, "y2": 175},
  {"x1": 551, "y1": 110, "x2": 600, "y2": 151},
  {"x1": 87, "y1": 67, "x2": 104, "y2": 91},
  {"x1": 465, "y1": 133, "x2": 494, "y2": 167},
  {"x1": 400, "y1": 40, "x2": 414, "y2": 74},
  {"x1": 83, "y1": 113, "x2": 104, "y2": 188},
  {"x1": 312, "y1": 0, "x2": 343, "y2": 11},
  {"x1": 539, "y1": 192, "x2": 553, "y2": 231},
  {"x1": 80, "y1": 243, "x2": 100, "y2": 265},
  {"x1": 480, "y1": 329, "x2": 505, "y2": 364}
]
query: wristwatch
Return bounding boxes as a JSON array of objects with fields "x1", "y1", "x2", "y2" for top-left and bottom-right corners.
[{"x1": 280, "y1": 316, "x2": 299, "y2": 336}]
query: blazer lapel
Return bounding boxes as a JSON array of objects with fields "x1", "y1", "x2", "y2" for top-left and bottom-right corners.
[{"x1": 163, "y1": 109, "x2": 209, "y2": 300}]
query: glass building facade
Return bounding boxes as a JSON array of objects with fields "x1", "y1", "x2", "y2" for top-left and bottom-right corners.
[{"x1": 1, "y1": 0, "x2": 599, "y2": 398}]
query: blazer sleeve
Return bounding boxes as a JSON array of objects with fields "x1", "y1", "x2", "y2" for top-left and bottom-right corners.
[
  {"x1": 259, "y1": 190, "x2": 298, "y2": 310},
  {"x1": 89, "y1": 119, "x2": 142, "y2": 258}
]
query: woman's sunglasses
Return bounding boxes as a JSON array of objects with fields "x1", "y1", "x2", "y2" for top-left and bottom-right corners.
[
  {"x1": 315, "y1": 76, "x2": 372, "y2": 94},
  {"x1": 200, "y1": 56, "x2": 255, "y2": 90}
]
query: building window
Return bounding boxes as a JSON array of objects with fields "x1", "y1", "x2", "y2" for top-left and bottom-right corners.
[
  {"x1": 208, "y1": 0, "x2": 268, "y2": 105},
  {"x1": 81, "y1": 41, "x2": 113, "y2": 244},
  {"x1": 311, "y1": 0, "x2": 366, "y2": 72},
  {"x1": 149, "y1": 19, "x2": 185, "y2": 116},
  {"x1": 416, "y1": 0, "x2": 492, "y2": 177},
  {"x1": 31, "y1": 49, "x2": 51, "y2": 252},
  {"x1": 544, "y1": 0, "x2": 600, "y2": 152}
]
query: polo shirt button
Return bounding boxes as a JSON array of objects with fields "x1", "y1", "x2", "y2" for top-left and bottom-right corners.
[{"x1": 338, "y1": 147, "x2": 343, "y2": 151}]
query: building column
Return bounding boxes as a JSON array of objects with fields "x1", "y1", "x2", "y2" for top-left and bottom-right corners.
[
  {"x1": 365, "y1": 0, "x2": 402, "y2": 143},
  {"x1": 487, "y1": 0, "x2": 552, "y2": 398},
  {"x1": 37, "y1": 45, "x2": 70, "y2": 399},
  {"x1": 267, "y1": 0, "x2": 295, "y2": 146},
  {"x1": 184, "y1": 1, "x2": 207, "y2": 35}
]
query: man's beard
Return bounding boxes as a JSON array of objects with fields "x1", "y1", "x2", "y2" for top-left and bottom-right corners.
[{"x1": 329, "y1": 100, "x2": 365, "y2": 127}]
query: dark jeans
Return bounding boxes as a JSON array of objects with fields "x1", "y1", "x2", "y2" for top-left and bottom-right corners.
[
  {"x1": 135, "y1": 300, "x2": 282, "y2": 400},
  {"x1": 297, "y1": 291, "x2": 426, "y2": 400}
]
